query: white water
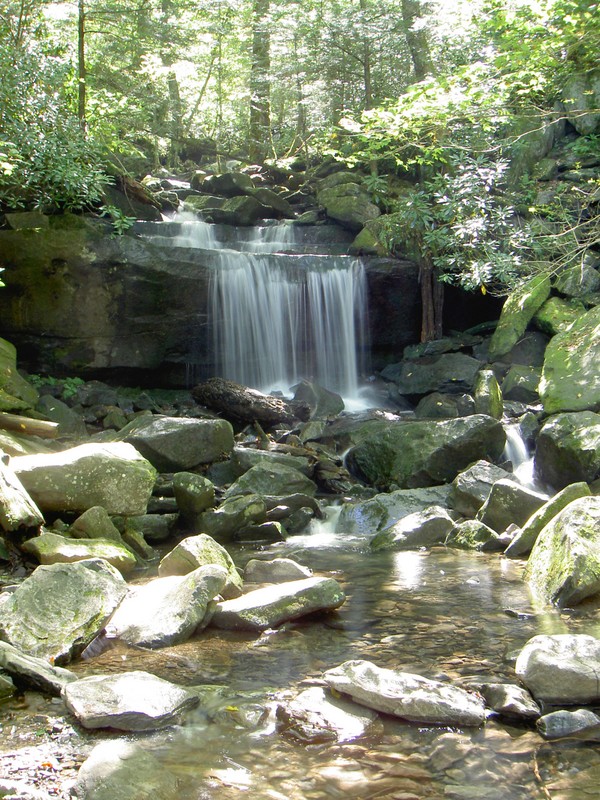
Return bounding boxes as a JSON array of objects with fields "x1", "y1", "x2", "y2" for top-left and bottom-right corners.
[{"x1": 503, "y1": 423, "x2": 536, "y2": 487}]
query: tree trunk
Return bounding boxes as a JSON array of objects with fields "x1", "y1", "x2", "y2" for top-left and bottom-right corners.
[
  {"x1": 419, "y1": 259, "x2": 444, "y2": 342},
  {"x1": 248, "y1": 0, "x2": 271, "y2": 163},
  {"x1": 359, "y1": 0, "x2": 373, "y2": 109},
  {"x1": 400, "y1": 0, "x2": 434, "y2": 81},
  {"x1": 78, "y1": 0, "x2": 87, "y2": 133},
  {"x1": 167, "y1": 71, "x2": 183, "y2": 169}
]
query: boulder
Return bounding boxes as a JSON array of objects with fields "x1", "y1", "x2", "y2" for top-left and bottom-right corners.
[
  {"x1": 0, "y1": 338, "x2": 39, "y2": 408},
  {"x1": 515, "y1": 634, "x2": 600, "y2": 704},
  {"x1": 476, "y1": 479, "x2": 548, "y2": 533},
  {"x1": 225, "y1": 463, "x2": 317, "y2": 499},
  {"x1": 534, "y1": 411, "x2": 600, "y2": 489},
  {"x1": 337, "y1": 485, "x2": 452, "y2": 536},
  {"x1": 124, "y1": 513, "x2": 177, "y2": 543},
  {"x1": 75, "y1": 740, "x2": 180, "y2": 800},
  {"x1": 276, "y1": 686, "x2": 381, "y2": 743},
  {"x1": 203, "y1": 171, "x2": 255, "y2": 197},
  {"x1": 414, "y1": 392, "x2": 475, "y2": 419},
  {"x1": 525, "y1": 496, "x2": 600, "y2": 607},
  {"x1": 562, "y1": 69, "x2": 600, "y2": 135},
  {"x1": 62, "y1": 671, "x2": 199, "y2": 731},
  {"x1": 172, "y1": 472, "x2": 215, "y2": 522},
  {"x1": 449, "y1": 460, "x2": 511, "y2": 517},
  {"x1": 317, "y1": 182, "x2": 380, "y2": 231},
  {"x1": 36, "y1": 395, "x2": 88, "y2": 438},
  {"x1": 346, "y1": 415, "x2": 505, "y2": 491},
  {"x1": 249, "y1": 187, "x2": 295, "y2": 218},
  {"x1": 537, "y1": 709, "x2": 600, "y2": 741},
  {"x1": 70, "y1": 505, "x2": 123, "y2": 542},
  {"x1": 488, "y1": 274, "x2": 552, "y2": 361},
  {"x1": 0, "y1": 641, "x2": 77, "y2": 696},
  {"x1": 371, "y1": 506, "x2": 455, "y2": 551},
  {"x1": 192, "y1": 378, "x2": 299, "y2": 426},
  {"x1": 446, "y1": 520, "x2": 503, "y2": 551},
  {"x1": 291, "y1": 380, "x2": 345, "y2": 419},
  {"x1": 0, "y1": 559, "x2": 127, "y2": 663},
  {"x1": 11, "y1": 443, "x2": 157, "y2": 516},
  {"x1": 158, "y1": 534, "x2": 243, "y2": 598},
  {"x1": 244, "y1": 557, "x2": 312, "y2": 583},
  {"x1": 473, "y1": 370, "x2": 503, "y2": 419},
  {"x1": 22, "y1": 532, "x2": 138, "y2": 575},
  {"x1": 199, "y1": 493, "x2": 267, "y2": 541},
  {"x1": 123, "y1": 415, "x2": 234, "y2": 472},
  {"x1": 105, "y1": 565, "x2": 228, "y2": 648},
  {"x1": 505, "y1": 481, "x2": 592, "y2": 558},
  {"x1": 539, "y1": 305, "x2": 600, "y2": 414},
  {"x1": 381, "y1": 353, "x2": 482, "y2": 397},
  {"x1": 478, "y1": 683, "x2": 540, "y2": 720},
  {"x1": 323, "y1": 660, "x2": 485, "y2": 726},
  {"x1": 211, "y1": 195, "x2": 272, "y2": 225},
  {"x1": 555, "y1": 258, "x2": 600, "y2": 299},
  {"x1": 211, "y1": 576, "x2": 345, "y2": 631},
  {"x1": 501, "y1": 365, "x2": 541, "y2": 404},
  {"x1": 231, "y1": 446, "x2": 311, "y2": 477},
  {"x1": 534, "y1": 296, "x2": 583, "y2": 336}
]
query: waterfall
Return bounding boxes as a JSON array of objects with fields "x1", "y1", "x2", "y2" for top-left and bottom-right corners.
[
  {"x1": 150, "y1": 217, "x2": 370, "y2": 400},
  {"x1": 503, "y1": 424, "x2": 535, "y2": 487}
]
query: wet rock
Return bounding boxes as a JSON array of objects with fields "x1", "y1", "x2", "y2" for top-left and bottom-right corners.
[
  {"x1": 337, "y1": 485, "x2": 451, "y2": 536},
  {"x1": 11, "y1": 443, "x2": 157, "y2": 516},
  {"x1": 291, "y1": 380, "x2": 345, "y2": 419},
  {"x1": 446, "y1": 520, "x2": 503, "y2": 551},
  {"x1": 0, "y1": 641, "x2": 76, "y2": 696},
  {"x1": 276, "y1": 686, "x2": 381, "y2": 743},
  {"x1": 199, "y1": 493, "x2": 267, "y2": 541},
  {"x1": 488, "y1": 274, "x2": 552, "y2": 361},
  {"x1": 172, "y1": 472, "x2": 215, "y2": 523},
  {"x1": 244, "y1": 557, "x2": 312, "y2": 583},
  {"x1": 0, "y1": 559, "x2": 127, "y2": 663},
  {"x1": 22, "y1": 532, "x2": 137, "y2": 575},
  {"x1": 211, "y1": 576, "x2": 345, "y2": 631},
  {"x1": 346, "y1": 415, "x2": 505, "y2": 491},
  {"x1": 476, "y1": 479, "x2": 548, "y2": 533},
  {"x1": 505, "y1": 481, "x2": 591, "y2": 558},
  {"x1": 371, "y1": 506, "x2": 455, "y2": 551},
  {"x1": 414, "y1": 392, "x2": 475, "y2": 419},
  {"x1": 473, "y1": 370, "x2": 503, "y2": 419},
  {"x1": 515, "y1": 634, "x2": 600, "y2": 704},
  {"x1": 105, "y1": 564, "x2": 227, "y2": 647},
  {"x1": 449, "y1": 461, "x2": 511, "y2": 518},
  {"x1": 524, "y1": 496, "x2": 600, "y2": 607},
  {"x1": 539, "y1": 305, "x2": 600, "y2": 414},
  {"x1": 501, "y1": 365, "x2": 541, "y2": 403},
  {"x1": 324, "y1": 660, "x2": 486, "y2": 726},
  {"x1": 70, "y1": 505, "x2": 123, "y2": 542},
  {"x1": 158, "y1": 533, "x2": 243, "y2": 598},
  {"x1": 536, "y1": 708, "x2": 600, "y2": 741},
  {"x1": 234, "y1": 520, "x2": 286, "y2": 542},
  {"x1": 231, "y1": 446, "x2": 311, "y2": 477},
  {"x1": 479, "y1": 683, "x2": 540, "y2": 720},
  {"x1": 534, "y1": 411, "x2": 600, "y2": 489},
  {"x1": 62, "y1": 671, "x2": 199, "y2": 730},
  {"x1": 225, "y1": 463, "x2": 317, "y2": 499},
  {"x1": 122, "y1": 415, "x2": 234, "y2": 472},
  {"x1": 75, "y1": 740, "x2": 180, "y2": 800},
  {"x1": 381, "y1": 353, "x2": 482, "y2": 397},
  {"x1": 534, "y1": 296, "x2": 583, "y2": 336}
]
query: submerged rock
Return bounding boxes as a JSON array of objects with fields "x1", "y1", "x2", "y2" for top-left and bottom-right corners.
[
  {"x1": 323, "y1": 660, "x2": 485, "y2": 726},
  {"x1": 0, "y1": 559, "x2": 127, "y2": 663},
  {"x1": 211, "y1": 576, "x2": 345, "y2": 631},
  {"x1": 62, "y1": 671, "x2": 199, "y2": 730},
  {"x1": 516, "y1": 634, "x2": 600, "y2": 704}
]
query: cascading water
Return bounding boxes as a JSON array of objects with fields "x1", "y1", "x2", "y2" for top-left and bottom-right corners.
[{"x1": 502, "y1": 422, "x2": 536, "y2": 487}]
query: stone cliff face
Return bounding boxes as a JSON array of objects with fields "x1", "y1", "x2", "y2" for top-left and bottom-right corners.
[{"x1": 0, "y1": 214, "x2": 424, "y2": 387}]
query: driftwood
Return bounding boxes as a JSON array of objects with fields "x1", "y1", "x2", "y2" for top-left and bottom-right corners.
[
  {"x1": 192, "y1": 378, "x2": 309, "y2": 427},
  {"x1": 0, "y1": 455, "x2": 44, "y2": 531},
  {"x1": 0, "y1": 412, "x2": 59, "y2": 439}
]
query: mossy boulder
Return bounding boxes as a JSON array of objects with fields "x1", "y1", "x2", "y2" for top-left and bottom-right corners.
[
  {"x1": 0, "y1": 338, "x2": 38, "y2": 408},
  {"x1": 488, "y1": 275, "x2": 552, "y2": 361},
  {"x1": 158, "y1": 533, "x2": 243, "y2": 599},
  {"x1": 539, "y1": 305, "x2": 600, "y2": 414},
  {"x1": 317, "y1": 182, "x2": 380, "y2": 231},
  {"x1": 534, "y1": 411, "x2": 600, "y2": 490},
  {"x1": 446, "y1": 519, "x2": 502, "y2": 551},
  {"x1": 533, "y1": 296, "x2": 583, "y2": 336},
  {"x1": 473, "y1": 369, "x2": 503, "y2": 419},
  {"x1": 501, "y1": 365, "x2": 541, "y2": 404},
  {"x1": 22, "y1": 532, "x2": 138, "y2": 575}
]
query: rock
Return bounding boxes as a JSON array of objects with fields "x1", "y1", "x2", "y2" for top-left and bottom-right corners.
[
  {"x1": 337, "y1": 485, "x2": 452, "y2": 535},
  {"x1": 106, "y1": 565, "x2": 227, "y2": 647},
  {"x1": 515, "y1": 634, "x2": 600, "y2": 704},
  {"x1": 12, "y1": 443, "x2": 157, "y2": 516},
  {"x1": 172, "y1": 472, "x2": 215, "y2": 522},
  {"x1": 203, "y1": 171, "x2": 255, "y2": 197},
  {"x1": 0, "y1": 338, "x2": 39, "y2": 408},
  {"x1": 0, "y1": 672, "x2": 14, "y2": 699},
  {"x1": 199, "y1": 494, "x2": 267, "y2": 541},
  {"x1": 125, "y1": 513, "x2": 178, "y2": 543},
  {"x1": 22, "y1": 532, "x2": 138, "y2": 575},
  {"x1": 562, "y1": 69, "x2": 600, "y2": 135},
  {"x1": 276, "y1": 686, "x2": 381, "y2": 743},
  {"x1": 537, "y1": 709, "x2": 600, "y2": 741},
  {"x1": 121, "y1": 528, "x2": 157, "y2": 561},
  {"x1": 158, "y1": 534, "x2": 243, "y2": 598},
  {"x1": 473, "y1": 370, "x2": 503, "y2": 419},
  {"x1": 70, "y1": 505, "x2": 123, "y2": 542},
  {"x1": 212, "y1": 195, "x2": 272, "y2": 225},
  {"x1": 505, "y1": 481, "x2": 592, "y2": 557},
  {"x1": 476, "y1": 479, "x2": 548, "y2": 533},
  {"x1": 225, "y1": 463, "x2": 317, "y2": 499},
  {"x1": 499, "y1": 331, "x2": 550, "y2": 368},
  {"x1": 539, "y1": 305, "x2": 600, "y2": 414},
  {"x1": 371, "y1": 506, "x2": 455, "y2": 551},
  {"x1": 244, "y1": 557, "x2": 312, "y2": 583},
  {"x1": 75, "y1": 740, "x2": 180, "y2": 800},
  {"x1": 479, "y1": 683, "x2": 540, "y2": 720},
  {"x1": 449, "y1": 460, "x2": 511, "y2": 517},
  {"x1": 249, "y1": 187, "x2": 295, "y2": 218},
  {"x1": 291, "y1": 380, "x2": 345, "y2": 419},
  {"x1": 414, "y1": 392, "x2": 475, "y2": 419},
  {"x1": 234, "y1": 520, "x2": 287, "y2": 542},
  {"x1": 487, "y1": 275, "x2": 552, "y2": 361},
  {"x1": 446, "y1": 520, "x2": 503, "y2": 551},
  {"x1": 317, "y1": 182, "x2": 380, "y2": 231},
  {"x1": 192, "y1": 378, "x2": 299, "y2": 426},
  {"x1": 62, "y1": 671, "x2": 199, "y2": 730},
  {"x1": 381, "y1": 353, "x2": 482, "y2": 397},
  {"x1": 0, "y1": 641, "x2": 77, "y2": 696},
  {"x1": 211, "y1": 576, "x2": 345, "y2": 631},
  {"x1": 323, "y1": 660, "x2": 485, "y2": 726},
  {"x1": 0, "y1": 559, "x2": 127, "y2": 663},
  {"x1": 36, "y1": 395, "x2": 88, "y2": 438},
  {"x1": 534, "y1": 411, "x2": 600, "y2": 489},
  {"x1": 534, "y1": 296, "x2": 583, "y2": 336},
  {"x1": 524, "y1": 496, "x2": 600, "y2": 607},
  {"x1": 122, "y1": 415, "x2": 234, "y2": 472},
  {"x1": 231, "y1": 446, "x2": 311, "y2": 477},
  {"x1": 501, "y1": 365, "x2": 541, "y2": 403},
  {"x1": 555, "y1": 258, "x2": 600, "y2": 299},
  {"x1": 346, "y1": 415, "x2": 505, "y2": 491}
]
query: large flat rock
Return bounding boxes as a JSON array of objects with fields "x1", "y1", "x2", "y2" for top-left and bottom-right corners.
[{"x1": 516, "y1": 634, "x2": 600, "y2": 704}]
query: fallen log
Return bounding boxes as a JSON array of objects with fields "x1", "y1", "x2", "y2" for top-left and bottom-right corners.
[
  {"x1": 192, "y1": 378, "x2": 309, "y2": 427},
  {"x1": 0, "y1": 455, "x2": 44, "y2": 531},
  {"x1": 0, "y1": 412, "x2": 59, "y2": 439}
]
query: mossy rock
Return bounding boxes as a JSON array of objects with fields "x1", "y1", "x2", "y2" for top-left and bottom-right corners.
[
  {"x1": 533, "y1": 296, "x2": 584, "y2": 336},
  {"x1": 488, "y1": 275, "x2": 552, "y2": 361}
]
